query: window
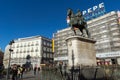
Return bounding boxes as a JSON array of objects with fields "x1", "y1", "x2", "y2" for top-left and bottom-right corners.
[
  {"x1": 19, "y1": 43, "x2": 22, "y2": 47},
  {"x1": 47, "y1": 43, "x2": 49, "y2": 46},
  {"x1": 24, "y1": 43, "x2": 26, "y2": 47},
  {"x1": 46, "y1": 53, "x2": 49, "y2": 58},
  {"x1": 43, "y1": 41, "x2": 46, "y2": 45},
  {"x1": 20, "y1": 50, "x2": 22, "y2": 53},
  {"x1": 31, "y1": 48, "x2": 34, "y2": 52},
  {"x1": 50, "y1": 54, "x2": 53, "y2": 58},
  {"x1": 17, "y1": 44, "x2": 19, "y2": 48},
  {"x1": 16, "y1": 49, "x2": 19, "y2": 53},
  {"x1": 28, "y1": 42, "x2": 30, "y2": 47},
  {"x1": 43, "y1": 53, "x2": 46, "y2": 57},
  {"x1": 50, "y1": 43, "x2": 52, "y2": 47},
  {"x1": 35, "y1": 48, "x2": 38, "y2": 52},
  {"x1": 36, "y1": 41, "x2": 39, "y2": 46},
  {"x1": 50, "y1": 48, "x2": 51, "y2": 52},
  {"x1": 27, "y1": 49, "x2": 30, "y2": 53},
  {"x1": 23, "y1": 49, "x2": 26, "y2": 53},
  {"x1": 43, "y1": 47, "x2": 46, "y2": 51},
  {"x1": 47, "y1": 48, "x2": 49, "y2": 52},
  {"x1": 31, "y1": 42, "x2": 34, "y2": 46}
]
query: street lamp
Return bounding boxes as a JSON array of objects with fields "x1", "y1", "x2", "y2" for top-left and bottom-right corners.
[
  {"x1": 6, "y1": 40, "x2": 14, "y2": 80},
  {"x1": 71, "y1": 50, "x2": 74, "y2": 80}
]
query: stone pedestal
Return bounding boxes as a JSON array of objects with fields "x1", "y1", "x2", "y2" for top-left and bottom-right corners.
[{"x1": 66, "y1": 36, "x2": 96, "y2": 67}]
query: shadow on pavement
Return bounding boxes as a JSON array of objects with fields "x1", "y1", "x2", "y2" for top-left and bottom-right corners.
[{"x1": 22, "y1": 76, "x2": 35, "y2": 79}]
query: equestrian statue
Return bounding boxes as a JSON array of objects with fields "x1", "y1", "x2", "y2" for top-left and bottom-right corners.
[{"x1": 67, "y1": 8, "x2": 90, "y2": 38}]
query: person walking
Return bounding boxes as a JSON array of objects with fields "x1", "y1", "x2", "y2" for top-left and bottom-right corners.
[
  {"x1": 34, "y1": 67, "x2": 37, "y2": 75},
  {"x1": 11, "y1": 67, "x2": 18, "y2": 80},
  {"x1": 21, "y1": 66, "x2": 25, "y2": 79},
  {"x1": 38, "y1": 67, "x2": 40, "y2": 74},
  {"x1": 17, "y1": 66, "x2": 23, "y2": 79}
]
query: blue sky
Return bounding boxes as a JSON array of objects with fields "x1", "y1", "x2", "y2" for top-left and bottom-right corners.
[{"x1": 0, "y1": 0, "x2": 120, "y2": 51}]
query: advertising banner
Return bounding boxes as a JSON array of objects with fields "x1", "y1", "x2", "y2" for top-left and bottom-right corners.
[{"x1": 82, "y1": 2, "x2": 105, "y2": 21}]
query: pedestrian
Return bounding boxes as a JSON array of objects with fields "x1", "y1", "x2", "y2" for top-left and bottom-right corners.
[
  {"x1": 11, "y1": 67, "x2": 18, "y2": 80},
  {"x1": 38, "y1": 67, "x2": 40, "y2": 73},
  {"x1": 21, "y1": 66, "x2": 25, "y2": 79},
  {"x1": 59, "y1": 63, "x2": 63, "y2": 77},
  {"x1": 34, "y1": 67, "x2": 37, "y2": 75},
  {"x1": 17, "y1": 66, "x2": 22, "y2": 79}
]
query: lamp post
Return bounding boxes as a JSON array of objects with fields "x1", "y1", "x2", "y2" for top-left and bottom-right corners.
[
  {"x1": 71, "y1": 50, "x2": 74, "y2": 80},
  {"x1": 6, "y1": 40, "x2": 14, "y2": 80}
]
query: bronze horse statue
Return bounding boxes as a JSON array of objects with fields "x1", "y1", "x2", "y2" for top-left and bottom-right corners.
[{"x1": 67, "y1": 8, "x2": 90, "y2": 38}]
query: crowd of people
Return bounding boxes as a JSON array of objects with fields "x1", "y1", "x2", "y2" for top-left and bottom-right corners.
[
  {"x1": 10, "y1": 65, "x2": 25, "y2": 80},
  {"x1": 10, "y1": 65, "x2": 41, "y2": 80}
]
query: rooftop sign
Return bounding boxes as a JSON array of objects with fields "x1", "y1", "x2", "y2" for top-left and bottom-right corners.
[{"x1": 82, "y1": 2, "x2": 105, "y2": 21}]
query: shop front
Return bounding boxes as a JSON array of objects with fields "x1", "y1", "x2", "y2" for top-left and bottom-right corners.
[{"x1": 96, "y1": 51, "x2": 120, "y2": 65}]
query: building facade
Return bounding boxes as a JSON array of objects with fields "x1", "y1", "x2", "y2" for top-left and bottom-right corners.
[
  {"x1": 53, "y1": 27, "x2": 81, "y2": 64},
  {"x1": 53, "y1": 11, "x2": 120, "y2": 65},
  {"x1": 3, "y1": 36, "x2": 53, "y2": 68},
  {"x1": 3, "y1": 45, "x2": 10, "y2": 69},
  {"x1": 88, "y1": 11, "x2": 120, "y2": 65},
  {"x1": 53, "y1": 27, "x2": 73, "y2": 64}
]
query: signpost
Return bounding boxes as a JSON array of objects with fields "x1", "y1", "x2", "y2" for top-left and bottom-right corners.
[{"x1": 6, "y1": 40, "x2": 14, "y2": 80}]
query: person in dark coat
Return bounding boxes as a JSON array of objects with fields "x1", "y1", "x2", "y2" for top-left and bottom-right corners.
[
  {"x1": 12, "y1": 67, "x2": 18, "y2": 80},
  {"x1": 34, "y1": 67, "x2": 37, "y2": 75},
  {"x1": 38, "y1": 67, "x2": 40, "y2": 73}
]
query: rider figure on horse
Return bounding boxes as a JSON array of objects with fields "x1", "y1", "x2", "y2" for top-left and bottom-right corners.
[
  {"x1": 67, "y1": 8, "x2": 90, "y2": 38},
  {"x1": 75, "y1": 10, "x2": 85, "y2": 26}
]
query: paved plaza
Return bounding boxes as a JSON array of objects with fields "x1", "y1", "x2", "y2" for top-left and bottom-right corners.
[{"x1": 1, "y1": 71, "x2": 42, "y2": 80}]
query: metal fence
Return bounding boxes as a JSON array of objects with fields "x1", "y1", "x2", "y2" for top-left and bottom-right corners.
[
  {"x1": 40, "y1": 65, "x2": 120, "y2": 80},
  {"x1": 40, "y1": 66, "x2": 64, "y2": 80}
]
